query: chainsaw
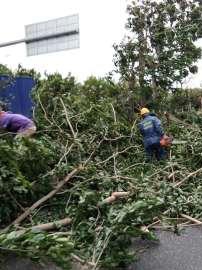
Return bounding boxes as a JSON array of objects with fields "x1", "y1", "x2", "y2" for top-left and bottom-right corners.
[{"x1": 160, "y1": 135, "x2": 187, "y2": 148}]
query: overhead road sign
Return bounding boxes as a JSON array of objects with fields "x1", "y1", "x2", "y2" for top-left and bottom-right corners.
[{"x1": 0, "y1": 14, "x2": 80, "y2": 56}]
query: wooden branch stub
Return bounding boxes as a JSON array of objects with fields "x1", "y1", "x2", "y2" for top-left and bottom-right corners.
[{"x1": 98, "y1": 191, "x2": 129, "y2": 206}]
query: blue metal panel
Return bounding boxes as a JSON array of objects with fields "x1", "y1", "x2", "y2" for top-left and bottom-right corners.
[
  {"x1": 0, "y1": 75, "x2": 35, "y2": 118},
  {"x1": 16, "y1": 77, "x2": 35, "y2": 117},
  {"x1": 0, "y1": 76, "x2": 15, "y2": 109}
]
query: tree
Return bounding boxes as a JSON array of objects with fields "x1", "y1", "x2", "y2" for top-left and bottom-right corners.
[
  {"x1": 113, "y1": 0, "x2": 202, "y2": 105},
  {"x1": 0, "y1": 64, "x2": 12, "y2": 75}
]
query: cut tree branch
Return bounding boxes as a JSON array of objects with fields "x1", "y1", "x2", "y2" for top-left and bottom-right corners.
[
  {"x1": 6, "y1": 165, "x2": 83, "y2": 230},
  {"x1": 180, "y1": 214, "x2": 202, "y2": 225},
  {"x1": 8, "y1": 218, "x2": 72, "y2": 237},
  {"x1": 98, "y1": 191, "x2": 129, "y2": 206},
  {"x1": 31, "y1": 217, "x2": 72, "y2": 231},
  {"x1": 173, "y1": 167, "x2": 202, "y2": 188}
]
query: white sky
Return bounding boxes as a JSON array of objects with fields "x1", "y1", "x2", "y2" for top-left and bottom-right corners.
[
  {"x1": 0, "y1": 0, "x2": 202, "y2": 87},
  {"x1": 0, "y1": 0, "x2": 128, "y2": 82}
]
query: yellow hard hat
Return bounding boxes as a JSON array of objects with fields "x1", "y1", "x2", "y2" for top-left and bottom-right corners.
[{"x1": 140, "y1": 108, "x2": 150, "y2": 116}]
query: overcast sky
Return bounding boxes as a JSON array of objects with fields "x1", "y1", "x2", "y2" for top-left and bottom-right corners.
[
  {"x1": 0, "y1": 0, "x2": 202, "y2": 87},
  {"x1": 0, "y1": 0, "x2": 128, "y2": 82}
]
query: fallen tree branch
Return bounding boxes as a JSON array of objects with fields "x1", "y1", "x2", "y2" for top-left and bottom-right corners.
[
  {"x1": 112, "y1": 191, "x2": 129, "y2": 198},
  {"x1": 31, "y1": 217, "x2": 72, "y2": 231},
  {"x1": 97, "y1": 146, "x2": 137, "y2": 165},
  {"x1": 180, "y1": 214, "x2": 202, "y2": 225},
  {"x1": 140, "y1": 225, "x2": 150, "y2": 233},
  {"x1": 98, "y1": 191, "x2": 129, "y2": 206},
  {"x1": 164, "y1": 112, "x2": 200, "y2": 131},
  {"x1": 173, "y1": 167, "x2": 202, "y2": 188},
  {"x1": 6, "y1": 165, "x2": 83, "y2": 229},
  {"x1": 4, "y1": 218, "x2": 72, "y2": 237},
  {"x1": 152, "y1": 223, "x2": 202, "y2": 229},
  {"x1": 147, "y1": 219, "x2": 161, "y2": 229},
  {"x1": 147, "y1": 212, "x2": 202, "y2": 230}
]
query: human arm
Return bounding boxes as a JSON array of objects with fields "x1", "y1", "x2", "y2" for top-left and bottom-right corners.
[{"x1": 0, "y1": 117, "x2": 10, "y2": 130}]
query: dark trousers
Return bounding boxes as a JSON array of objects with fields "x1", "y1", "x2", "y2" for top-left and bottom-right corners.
[{"x1": 145, "y1": 142, "x2": 166, "y2": 161}]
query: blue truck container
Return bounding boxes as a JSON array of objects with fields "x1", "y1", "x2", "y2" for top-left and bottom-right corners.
[{"x1": 0, "y1": 75, "x2": 35, "y2": 118}]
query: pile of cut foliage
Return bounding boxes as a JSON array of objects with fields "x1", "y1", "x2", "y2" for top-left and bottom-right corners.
[{"x1": 1, "y1": 70, "x2": 202, "y2": 269}]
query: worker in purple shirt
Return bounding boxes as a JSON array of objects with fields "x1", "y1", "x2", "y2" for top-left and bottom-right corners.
[{"x1": 0, "y1": 110, "x2": 36, "y2": 137}]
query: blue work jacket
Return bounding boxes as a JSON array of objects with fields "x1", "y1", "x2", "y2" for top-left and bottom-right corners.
[{"x1": 138, "y1": 114, "x2": 164, "y2": 147}]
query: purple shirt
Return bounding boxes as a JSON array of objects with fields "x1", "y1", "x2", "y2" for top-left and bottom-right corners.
[{"x1": 0, "y1": 112, "x2": 34, "y2": 133}]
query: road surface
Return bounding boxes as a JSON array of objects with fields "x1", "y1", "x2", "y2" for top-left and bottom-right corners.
[
  {"x1": 1, "y1": 227, "x2": 202, "y2": 270},
  {"x1": 128, "y1": 227, "x2": 202, "y2": 270}
]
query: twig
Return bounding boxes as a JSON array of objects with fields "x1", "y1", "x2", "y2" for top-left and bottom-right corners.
[
  {"x1": 83, "y1": 138, "x2": 104, "y2": 167},
  {"x1": 60, "y1": 97, "x2": 77, "y2": 139},
  {"x1": 173, "y1": 167, "x2": 202, "y2": 188},
  {"x1": 6, "y1": 191, "x2": 34, "y2": 225},
  {"x1": 103, "y1": 135, "x2": 128, "y2": 141},
  {"x1": 57, "y1": 176, "x2": 95, "y2": 195},
  {"x1": 42, "y1": 143, "x2": 74, "y2": 178},
  {"x1": 97, "y1": 146, "x2": 137, "y2": 165},
  {"x1": 110, "y1": 103, "x2": 117, "y2": 123},
  {"x1": 147, "y1": 212, "x2": 202, "y2": 230},
  {"x1": 93, "y1": 232, "x2": 111, "y2": 270},
  {"x1": 130, "y1": 119, "x2": 138, "y2": 139},
  {"x1": 148, "y1": 164, "x2": 178, "y2": 178},
  {"x1": 180, "y1": 214, "x2": 202, "y2": 224},
  {"x1": 121, "y1": 162, "x2": 146, "y2": 172},
  {"x1": 168, "y1": 171, "x2": 177, "y2": 181},
  {"x1": 147, "y1": 219, "x2": 161, "y2": 229},
  {"x1": 169, "y1": 150, "x2": 176, "y2": 183},
  {"x1": 111, "y1": 175, "x2": 136, "y2": 181},
  {"x1": 7, "y1": 190, "x2": 26, "y2": 213},
  {"x1": 113, "y1": 145, "x2": 118, "y2": 177},
  {"x1": 37, "y1": 92, "x2": 53, "y2": 125}
]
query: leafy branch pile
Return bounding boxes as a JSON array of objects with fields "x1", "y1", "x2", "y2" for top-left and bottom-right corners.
[{"x1": 0, "y1": 71, "x2": 202, "y2": 269}]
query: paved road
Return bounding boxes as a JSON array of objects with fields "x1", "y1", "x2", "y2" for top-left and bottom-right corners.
[
  {"x1": 0, "y1": 254, "x2": 61, "y2": 270},
  {"x1": 2, "y1": 227, "x2": 202, "y2": 270},
  {"x1": 0, "y1": 254, "x2": 88, "y2": 270},
  {"x1": 128, "y1": 227, "x2": 202, "y2": 270}
]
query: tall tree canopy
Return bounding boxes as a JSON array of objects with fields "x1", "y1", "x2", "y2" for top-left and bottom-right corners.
[{"x1": 113, "y1": 0, "x2": 202, "y2": 103}]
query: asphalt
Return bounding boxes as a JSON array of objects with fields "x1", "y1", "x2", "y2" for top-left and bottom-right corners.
[
  {"x1": 0, "y1": 254, "x2": 61, "y2": 270},
  {"x1": 0, "y1": 256, "x2": 60, "y2": 270},
  {"x1": 128, "y1": 227, "x2": 202, "y2": 270},
  {"x1": 1, "y1": 227, "x2": 202, "y2": 270},
  {"x1": 0, "y1": 254, "x2": 88, "y2": 270}
]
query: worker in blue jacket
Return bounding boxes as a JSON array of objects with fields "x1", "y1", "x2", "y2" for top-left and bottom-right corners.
[{"x1": 138, "y1": 108, "x2": 166, "y2": 161}]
